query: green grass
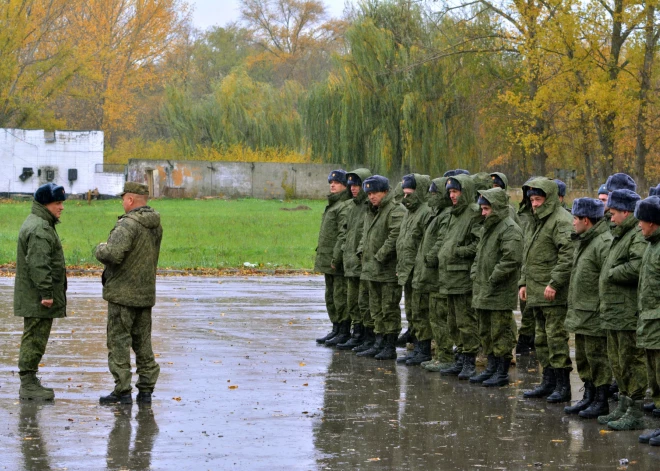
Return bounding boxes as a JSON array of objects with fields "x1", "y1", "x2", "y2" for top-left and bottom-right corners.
[{"x1": 0, "y1": 199, "x2": 326, "y2": 270}]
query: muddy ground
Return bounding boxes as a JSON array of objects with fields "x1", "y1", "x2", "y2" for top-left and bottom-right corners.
[{"x1": 0, "y1": 276, "x2": 659, "y2": 470}]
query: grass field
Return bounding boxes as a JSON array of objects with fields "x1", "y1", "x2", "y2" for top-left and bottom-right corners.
[{"x1": 0, "y1": 198, "x2": 326, "y2": 270}]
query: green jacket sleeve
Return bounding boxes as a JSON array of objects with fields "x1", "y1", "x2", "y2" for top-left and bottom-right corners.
[
  {"x1": 26, "y1": 232, "x2": 54, "y2": 299},
  {"x1": 95, "y1": 220, "x2": 135, "y2": 266},
  {"x1": 455, "y1": 218, "x2": 481, "y2": 259},
  {"x1": 548, "y1": 221, "x2": 574, "y2": 291},
  {"x1": 332, "y1": 203, "x2": 350, "y2": 265},
  {"x1": 490, "y1": 229, "x2": 523, "y2": 285},
  {"x1": 608, "y1": 234, "x2": 645, "y2": 286},
  {"x1": 375, "y1": 208, "x2": 403, "y2": 263}
]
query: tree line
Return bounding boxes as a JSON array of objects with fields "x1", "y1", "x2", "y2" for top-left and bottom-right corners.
[{"x1": 3, "y1": 0, "x2": 660, "y2": 188}]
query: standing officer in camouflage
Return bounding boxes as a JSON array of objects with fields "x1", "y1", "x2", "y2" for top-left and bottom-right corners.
[
  {"x1": 395, "y1": 174, "x2": 433, "y2": 363},
  {"x1": 633, "y1": 196, "x2": 660, "y2": 443},
  {"x1": 563, "y1": 198, "x2": 612, "y2": 418},
  {"x1": 436, "y1": 174, "x2": 483, "y2": 379},
  {"x1": 314, "y1": 170, "x2": 352, "y2": 345},
  {"x1": 515, "y1": 177, "x2": 537, "y2": 355},
  {"x1": 356, "y1": 175, "x2": 405, "y2": 360},
  {"x1": 337, "y1": 168, "x2": 372, "y2": 351},
  {"x1": 470, "y1": 188, "x2": 522, "y2": 387},
  {"x1": 520, "y1": 178, "x2": 575, "y2": 404},
  {"x1": 95, "y1": 182, "x2": 163, "y2": 405},
  {"x1": 597, "y1": 189, "x2": 647, "y2": 430},
  {"x1": 15, "y1": 183, "x2": 68, "y2": 401}
]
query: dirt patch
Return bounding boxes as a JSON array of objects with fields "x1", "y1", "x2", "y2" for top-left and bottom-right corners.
[{"x1": 279, "y1": 205, "x2": 311, "y2": 211}]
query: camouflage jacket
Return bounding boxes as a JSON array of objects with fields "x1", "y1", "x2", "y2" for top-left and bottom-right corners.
[
  {"x1": 396, "y1": 174, "x2": 432, "y2": 285},
  {"x1": 343, "y1": 170, "x2": 372, "y2": 278},
  {"x1": 637, "y1": 227, "x2": 660, "y2": 349},
  {"x1": 14, "y1": 202, "x2": 67, "y2": 318},
  {"x1": 95, "y1": 206, "x2": 163, "y2": 307},
  {"x1": 314, "y1": 189, "x2": 351, "y2": 275}
]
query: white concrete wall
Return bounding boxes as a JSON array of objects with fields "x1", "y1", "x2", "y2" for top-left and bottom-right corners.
[{"x1": 0, "y1": 128, "x2": 124, "y2": 196}]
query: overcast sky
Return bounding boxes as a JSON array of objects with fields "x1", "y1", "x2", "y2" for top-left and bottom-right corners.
[{"x1": 192, "y1": 0, "x2": 350, "y2": 30}]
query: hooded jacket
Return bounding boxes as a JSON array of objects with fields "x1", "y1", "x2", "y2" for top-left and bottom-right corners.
[
  {"x1": 435, "y1": 174, "x2": 483, "y2": 295},
  {"x1": 14, "y1": 201, "x2": 67, "y2": 319},
  {"x1": 343, "y1": 168, "x2": 372, "y2": 278},
  {"x1": 95, "y1": 206, "x2": 163, "y2": 307},
  {"x1": 396, "y1": 174, "x2": 433, "y2": 285},
  {"x1": 519, "y1": 177, "x2": 575, "y2": 306},
  {"x1": 517, "y1": 177, "x2": 536, "y2": 235},
  {"x1": 413, "y1": 177, "x2": 453, "y2": 292},
  {"x1": 564, "y1": 218, "x2": 612, "y2": 336},
  {"x1": 313, "y1": 188, "x2": 351, "y2": 275},
  {"x1": 637, "y1": 227, "x2": 660, "y2": 349},
  {"x1": 599, "y1": 214, "x2": 646, "y2": 331},
  {"x1": 471, "y1": 188, "x2": 523, "y2": 310},
  {"x1": 491, "y1": 171, "x2": 521, "y2": 225},
  {"x1": 359, "y1": 190, "x2": 405, "y2": 283}
]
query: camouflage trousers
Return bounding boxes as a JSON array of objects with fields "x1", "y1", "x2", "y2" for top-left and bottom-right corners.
[
  {"x1": 347, "y1": 277, "x2": 371, "y2": 327},
  {"x1": 429, "y1": 294, "x2": 454, "y2": 363},
  {"x1": 107, "y1": 302, "x2": 160, "y2": 395},
  {"x1": 607, "y1": 329, "x2": 647, "y2": 400},
  {"x1": 477, "y1": 309, "x2": 517, "y2": 360},
  {"x1": 575, "y1": 334, "x2": 610, "y2": 387},
  {"x1": 646, "y1": 349, "x2": 660, "y2": 408},
  {"x1": 411, "y1": 290, "x2": 432, "y2": 341},
  {"x1": 324, "y1": 274, "x2": 348, "y2": 324},
  {"x1": 449, "y1": 293, "x2": 480, "y2": 355},
  {"x1": 18, "y1": 317, "x2": 54, "y2": 374},
  {"x1": 518, "y1": 299, "x2": 535, "y2": 337},
  {"x1": 403, "y1": 281, "x2": 414, "y2": 335},
  {"x1": 368, "y1": 281, "x2": 402, "y2": 335},
  {"x1": 532, "y1": 305, "x2": 572, "y2": 370}
]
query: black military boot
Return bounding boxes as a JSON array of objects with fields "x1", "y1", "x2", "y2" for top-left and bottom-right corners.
[
  {"x1": 375, "y1": 334, "x2": 397, "y2": 360},
  {"x1": 325, "y1": 321, "x2": 351, "y2": 346},
  {"x1": 136, "y1": 392, "x2": 152, "y2": 404},
  {"x1": 357, "y1": 334, "x2": 383, "y2": 357},
  {"x1": 337, "y1": 324, "x2": 364, "y2": 350},
  {"x1": 579, "y1": 384, "x2": 609, "y2": 419},
  {"x1": 515, "y1": 334, "x2": 535, "y2": 355},
  {"x1": 100, "y1": 391, "x2": 132, "y2": 405},
  {"x1": 440, "y1": 354, "x2": 464, "y2": 376},
  {"x1": 523, "y1": 367, "x2": 556, "y2": 398},
  {"x1": 483, "y1": 357, "x2": 511, "y2": 387},
  {"x1": 470, "y1": 354, "x2": 498, "y2": 384},
  {"x1": 406, "y1": 339, "x2": 432, "y2": 366},
  {"x1": 353, "y1": 327, "x2": 375, "y2": 353},
  {"x1": 639, "y1": 428, "x2": 660, "y2": 444},
  {"x1": 547, "y1": 368, "x2": 572, "y2": 404},
  {"x1": 316, "y1": 323, "x2": 339, "y2": 343},
  {"x1": 458, "y1": 354, "x2": 477, "y2": 380},
  {"x1": 397, "y1": 336, "x2": 419, "y2": 364},
  {"x1": 564, "y1": 381, "x2": 595, "y2": 414},
  {"x1": 396, "y1": 329, "x2": 412, "y2": 347}
]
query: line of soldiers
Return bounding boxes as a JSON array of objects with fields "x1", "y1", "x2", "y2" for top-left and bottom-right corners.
[{"x1": 314, "y1": 168, "x2": 660, "y2": 446}]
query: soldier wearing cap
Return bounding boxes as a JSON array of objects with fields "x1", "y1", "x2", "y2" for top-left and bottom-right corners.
[
  {"x1": 15, "y1": 183, "x2": 68, "y2": 401},
  {"x1": 95, "y1": 181, "x2": 163, "y2": 405}
]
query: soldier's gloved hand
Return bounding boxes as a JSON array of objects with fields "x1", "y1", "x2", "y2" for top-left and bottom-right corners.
[{"x1": 425, "y1": 255, "x2": 438, "y2": 268}]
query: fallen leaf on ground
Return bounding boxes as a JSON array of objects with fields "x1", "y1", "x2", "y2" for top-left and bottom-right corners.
[
  {"x1": 228, "y1": 385, "x2": 238, "y2": 390},
  {"x1": 299, "y1": 362, "x2": 306, "y2": 367},
  {"x1": 173, "y1": 397, "x2": 182, "y2": 401}
]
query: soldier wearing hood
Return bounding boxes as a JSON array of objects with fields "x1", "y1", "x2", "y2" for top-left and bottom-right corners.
[
  {"x1": 520, "y1": 178, "x2": 575, "y2": 404},
  {"x1": 394, "y1": 174, "x2": 433, "y2": 364},
  {"x1": 356, "y1": 176, "x2": 405, "y2": 360},
  {"x1": 95, "y1": 182, "x2": 163, "y2": 405},
  {"x1": 314, "y1": 170, "x2": 352, "y2": 346},
  {"x1": 434, "y1": 174, "x2": 483, "y2": 380},
  {"x1": 563, "y1": 198, "x2": 612, "y2": 419},
  {"x1": 336, "y1": 169, "x2": 373, "y2": 351},
  {"x1": 470, "y1": 188, "x2": 522, "y2": 387},
  {"x1": 421, "y1": 177, "x2": 456, "y2": 372}
]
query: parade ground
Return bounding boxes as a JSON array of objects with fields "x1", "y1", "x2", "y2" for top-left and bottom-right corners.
[{"x1": 1, "y1": 276, "x2": 659, "y2": 470}]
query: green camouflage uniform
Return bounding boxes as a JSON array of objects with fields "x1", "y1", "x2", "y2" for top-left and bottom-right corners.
[
  {"x1": 519, "y1": 178, "x2": 574, "y2": 370},
  {"x1": 15, "y1": 202, "x2": 67, "y2": 375},
  {"x1": 343, "y1": 169, "x2": 373, "y2": 328},
  {"x1": 95, "y1": 206, "x2": 163, "y2": 395},
  {"x1": 314, "y1": 189, "x2": 351, "y2": 324},
  {"x1": 599, "y1": 214, "x2": 647, "y2": 399},
  {"x1": 565, "y1": 218, "x2": 612, "y2": 387},
  {"x1": 359, "y1": 190, "x2": 405, "y2": 335},
  {"x1": 516, "y1": 189, "x2": 536, "y2": 338},
  {"x1": 472, "y1": 188, "x2": 522, "y2": 361},
  {"x1": 396, "y1": 174, "x2": 432, "y2": 336},
  {"x1": 435, "y1": 174, "x2": 483, "y2": 355},
  {"x1": 638, "y1": 226, "x2": 660, "y2": 407}
]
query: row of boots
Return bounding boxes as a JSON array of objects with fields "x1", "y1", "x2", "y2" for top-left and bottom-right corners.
[
  {"x1": 315, "y1": 322, "x2": 398, "y2": 360},
  {"x1": 523, "y1": 367, "x2": 572, "y2": 403},
  {"x1": 436, "y1": 353, "x2": 511, "y2": 387}
]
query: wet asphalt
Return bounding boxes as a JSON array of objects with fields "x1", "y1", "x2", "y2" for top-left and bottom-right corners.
[{"x1": 1, "y1": 276, "x2": 659, "y2": 470}]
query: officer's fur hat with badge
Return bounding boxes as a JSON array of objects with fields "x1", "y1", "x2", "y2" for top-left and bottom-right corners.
[
  {"x1": 362, "y1": 175, "x2": 389, "y2": 193},
  {"x1": 327, "y1": 169, "x2": 347, "y2": 186}
]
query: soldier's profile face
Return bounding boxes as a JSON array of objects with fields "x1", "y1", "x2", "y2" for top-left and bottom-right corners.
[
  {"x1": 329, "y1": 181, "x2": 346, "y2": 194},
  {"x1": 530, "y1": 195, "x2": 546, "y2": 211},
  {"x1": 598, "y1": 193, "x2": 609, "y2": 206},
  {"x1": 350, "y1": 184, "x2": 360, "y2": 197},
  {"x1": 448, "y1": 189, "x2": 461, "y2": 205},
  {"x1": 480, "y1": 205, "x2": 492, "y2": 218},
  {"x1": 368, "y1": 191, "x2": 387, "y2": 207},
  {"x1": 639, "y1": 220, "x2": 658, "y2": 237},
  {"x1": 609, "y1": 208, "x2": 629, "y2": 226},
  {"x1": 573, "y1": 216, "x2": 590, "y2": 234},
  {"x1": 45, "y1": 201, "x2": 64, "y2": 219}
]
